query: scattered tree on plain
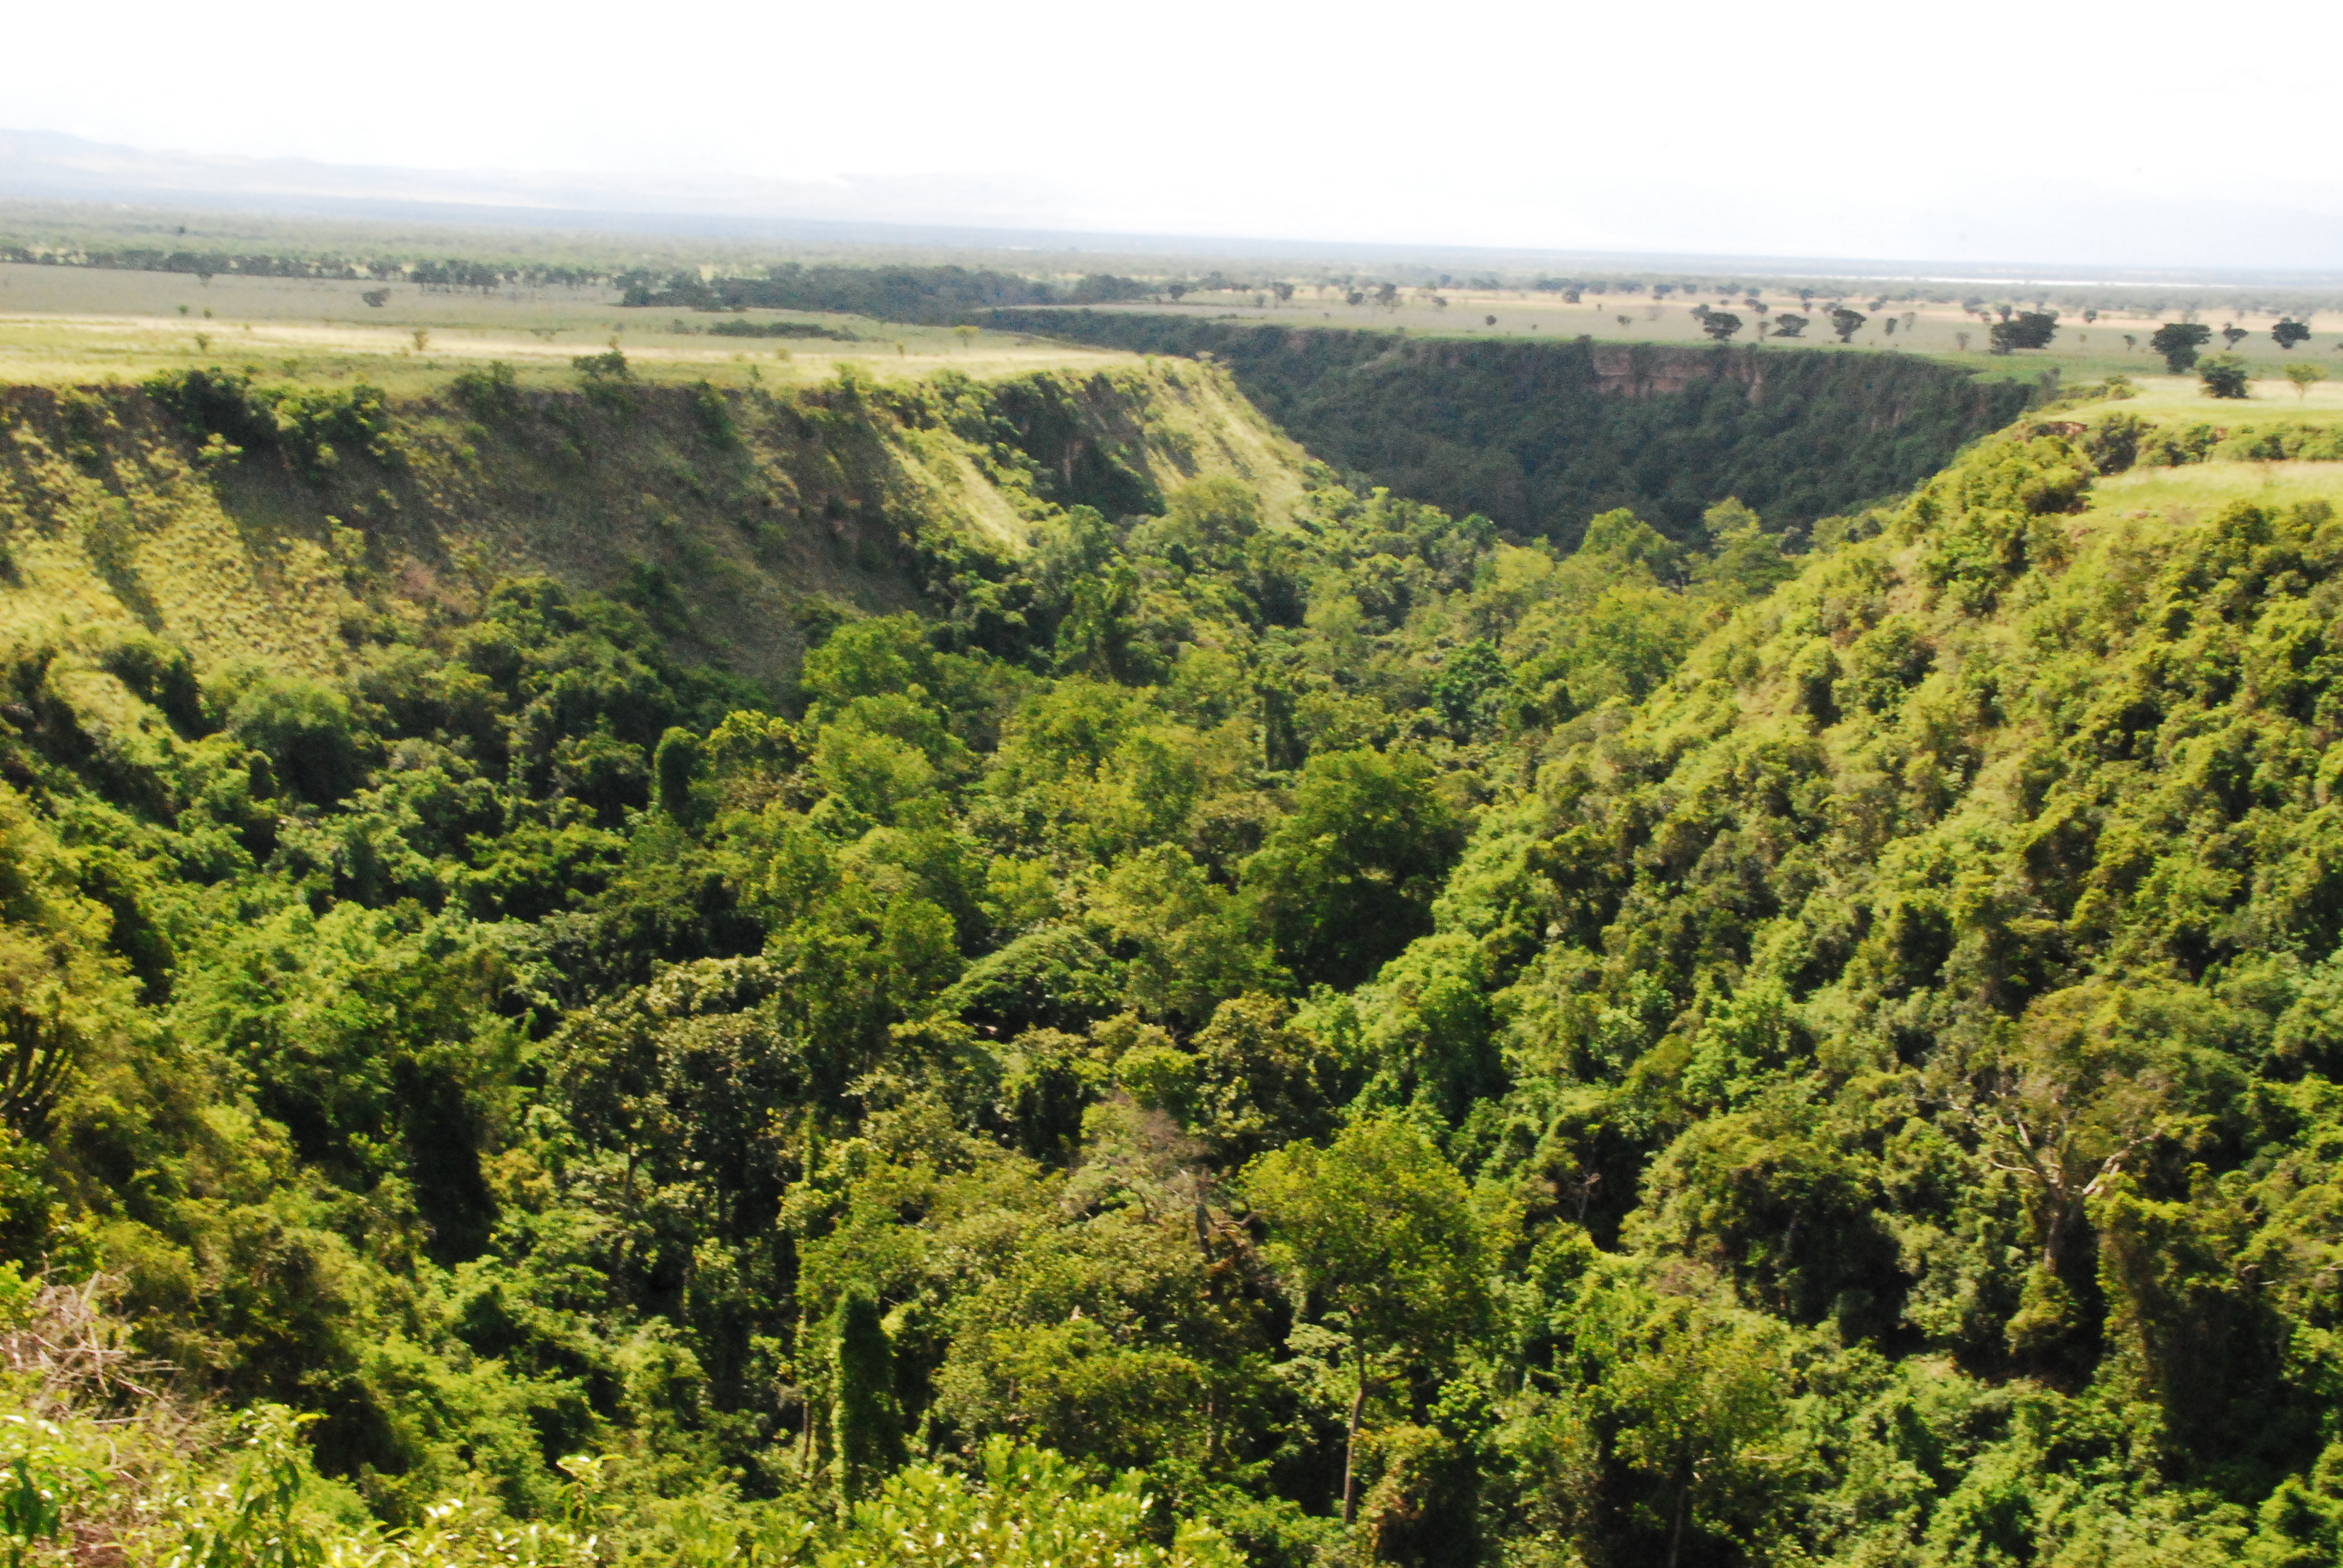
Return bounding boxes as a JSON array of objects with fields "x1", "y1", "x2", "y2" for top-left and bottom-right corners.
[
  {"x1": 1989, "y1": 311, "x2": 2059, "y2": 354},
  {"x1": 2149, "y1": 321, "x2": 2212, "y2": 371}
]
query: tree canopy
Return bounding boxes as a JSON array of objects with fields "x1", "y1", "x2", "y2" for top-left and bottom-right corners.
[{"x1": 3, "y1": 362, "x2": 2343, "y2": 1568}]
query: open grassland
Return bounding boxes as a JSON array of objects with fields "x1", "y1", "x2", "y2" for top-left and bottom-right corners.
[
  {"x1": 0, "y1": 262, "x2": 1136, "y2": 391},
  {"x1": 2087, "y1": 459, "x2": 2343, "y2": 523},
  {"x1": 2080, "y1": 452, "x2": 2343, "y2": 524},
  {"x1": 2057, "y1": 373, "x2": 2343, "y2": 425},
  {"x1": 12, "y1": 253, "x2": 2343, "y2": 399}
]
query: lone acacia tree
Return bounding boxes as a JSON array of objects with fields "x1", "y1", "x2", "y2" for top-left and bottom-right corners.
[
  {"x1": 2273, "y1": 318, "x2": 2312, "y2": 350},
  {"x1": 1829, "y1": 306, "x2": 1867, "y2": 342},
  {"x1": 1246, "y1": 1116, "x2": 1491, "y2": 1526}
]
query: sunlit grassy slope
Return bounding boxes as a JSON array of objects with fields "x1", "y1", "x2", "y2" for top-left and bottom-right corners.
[{"x1": 0, "y1": 356, "x2": 1311, "y2": 694}]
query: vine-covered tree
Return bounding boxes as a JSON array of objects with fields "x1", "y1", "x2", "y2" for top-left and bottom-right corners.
[{"x1": 833, "y1": 1284, "x2": 906, "y2": 1504}]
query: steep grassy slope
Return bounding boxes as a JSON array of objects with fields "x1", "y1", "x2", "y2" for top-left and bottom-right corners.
[
  {"x1": 987, "y1": 312, "x2": 2035, "y2": 544},
  {"x1": 0, "y1": 357, "x2": 1310, "y2": 691}
]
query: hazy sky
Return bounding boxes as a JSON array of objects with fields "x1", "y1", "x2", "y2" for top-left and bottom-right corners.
[{"x1": 7, "y1": 0, "x2": 2338, "y2": 267}]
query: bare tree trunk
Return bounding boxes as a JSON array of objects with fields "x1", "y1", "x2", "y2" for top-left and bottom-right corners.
[
  {"x1": 2042, "y1": 1195, "x2": 2073, "y2": 1274},
  {"x1": 1666, "y1": 1463, "x2": 1691, "y2": 1568},
  {"x1": 1343, "y1": 1333, "x2": 1366, "y2": 1527}
]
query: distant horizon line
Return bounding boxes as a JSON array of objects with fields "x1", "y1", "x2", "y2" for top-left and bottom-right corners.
[{"x1": 4, "y1": 126, "x2": 2342, "y2": 291}]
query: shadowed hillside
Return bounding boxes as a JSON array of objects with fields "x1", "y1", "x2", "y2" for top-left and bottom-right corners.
[{"x1": 988, "y1": 312, "x2": 2036, "y2": 544}]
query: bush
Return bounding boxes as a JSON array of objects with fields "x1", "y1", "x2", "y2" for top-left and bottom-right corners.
[
  {"x1": 99, "y1": 637, "x2": 209, "y2": 735},
  {"x1": 225, "y1": 674, "x2": 365, "y2": 802},
  {"x1": 142, "y1": 368, "x2": 398, "y2": 478},
  {"x1": 2198, "y1": 354, "x2": 2253, "y2": 399},
  {"x1": 448, "y1": 361, "x2": 522, "y2": 422}
]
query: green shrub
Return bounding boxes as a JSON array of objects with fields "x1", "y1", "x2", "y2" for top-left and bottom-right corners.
[
  {"x1": 2198, "y1": 353, "x2": 2252, "y2": 399},
  {"x1": 143, "y1": 368, "x2": 398, "y2": 478},
  {"x1": 447, "y1": 361, "x2": 522, "y2": 422}
]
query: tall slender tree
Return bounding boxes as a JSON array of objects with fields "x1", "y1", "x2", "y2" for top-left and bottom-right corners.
[{"x1": 832, "y1": 1284, "x2": 905, "y2": 1506}]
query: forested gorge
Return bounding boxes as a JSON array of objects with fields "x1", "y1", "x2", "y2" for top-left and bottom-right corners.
[
  {"x1": 981, "y1": 315, "x2": 2035, "y2": 544},
  {"x1": 1, "y1": 359, "x2": 2341, "y2": 1568}
]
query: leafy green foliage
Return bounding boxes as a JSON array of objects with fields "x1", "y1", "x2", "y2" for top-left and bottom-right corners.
[
  {"x1": 2151, "y1": 321, "x2": 2215, "y2": 372},
  {"x1": 2198, "y1": 353, "x2": 2252, "y2": 399},
  {"x1": 1989, "y1": 310, "x2": 2059, "y2": 353},
  {"x1": 9, "y1": 371, "x2": 2343, "y2": 1568},
  {"x1": 142, "y1": 367, "x2": 398, "y2": 479},
  {"x1": 831, "y1": 1285, "x2": 905, "y2": 1504}
]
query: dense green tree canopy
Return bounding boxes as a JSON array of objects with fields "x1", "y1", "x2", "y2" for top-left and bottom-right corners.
[{"x1": 4, "y1": 363, "x2": 2343, "y2": 1568}]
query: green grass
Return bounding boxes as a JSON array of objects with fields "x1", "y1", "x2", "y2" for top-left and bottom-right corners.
[
  {"x1": 2056, "y1": 373, "x2": 2343, "y2": 426},
  {"x1": 0, "y1": 262, "x2": 1138, "y2": 391},
  {"x1": 2083, "y1": 459, "x2": 2343, "y2": 523}
]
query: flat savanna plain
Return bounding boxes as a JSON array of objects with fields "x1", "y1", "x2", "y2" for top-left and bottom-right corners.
[
  {"x1": 0, "y1": 262, "x2": 1138, "y2": 390},
  {"x1": 10, "y1": 260, "x2": 2343, "y2": 455},
  {"x1": 1078, "y1": 286, "x2": 2343, "y2": 388}
]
